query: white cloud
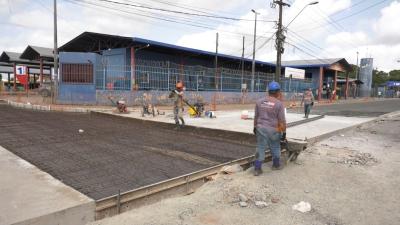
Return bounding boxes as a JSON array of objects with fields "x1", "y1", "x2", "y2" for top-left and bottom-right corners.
[
  {"x1": 325, "y1": 31, "x2": 370, "y2": 46},
  {"x1": 373, "y1": 0, "x2": 400, "y2": 45}
]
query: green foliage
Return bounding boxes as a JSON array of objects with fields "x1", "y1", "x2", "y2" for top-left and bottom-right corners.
[
  {"x1": 372, "y1": 69, "x2": 388, "y2": 86},
  {"x1": 348, "y1": 64, "x2": 358, "y2": 79},
  {"x1": 388, "y1": 70, "x2": 400, "y2": 81}
]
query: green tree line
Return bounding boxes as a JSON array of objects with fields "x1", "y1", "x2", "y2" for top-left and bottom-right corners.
[{"x1": 348, "y1": 64, "x2": 400, "y2": 86}]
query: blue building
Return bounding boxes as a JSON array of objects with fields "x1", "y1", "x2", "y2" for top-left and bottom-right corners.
[
  {"x1": 57, "y1": 32, "x2": 352, "y2": 105},
  {"x1": 58, "y1": 32, "x2": 277, "y2": 105}
]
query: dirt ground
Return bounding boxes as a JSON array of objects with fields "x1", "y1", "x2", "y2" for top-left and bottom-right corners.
[{"x1": 89, "y1": 112, "x2": 400, "y2": 225}]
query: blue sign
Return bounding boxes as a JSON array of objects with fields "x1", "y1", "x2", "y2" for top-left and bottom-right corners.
[{"x1": 386, "y1": 81, "x2": 400, "y2": 87}]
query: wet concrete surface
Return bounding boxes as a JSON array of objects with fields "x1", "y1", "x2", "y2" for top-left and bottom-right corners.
[
  {"x1": 0, "y1": 104, "x2": 256, "y2": 200},
  {"x1": 290, "y1": 99, "x2": 400, "y2": 117}
]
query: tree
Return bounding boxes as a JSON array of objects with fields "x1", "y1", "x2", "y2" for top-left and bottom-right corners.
[
  {"x1": 388, "y1": 70, "x2": 400, "y2": 81},
  {"x1": 347, "y1": 64, "x2": 358, "y2": 79},
  {"x1": 372, "y1": 69, "x2": 388, "y2": 86}
]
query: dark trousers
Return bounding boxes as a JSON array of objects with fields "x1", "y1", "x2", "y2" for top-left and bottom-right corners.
[
  {"x1": 304, "y1": 104, "x2": 312, "y2": 118},
  {"x1": 174, "y1": 106, "x2": 185, "y2": 125}
]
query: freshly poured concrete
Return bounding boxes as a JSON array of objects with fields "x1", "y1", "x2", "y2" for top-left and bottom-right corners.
[
  {"x1": 100, "y1": 110, "x2": 375, "y2": 141},
  {"x1": 0, "y1": 146, "x2": 95, "y2": 225}
]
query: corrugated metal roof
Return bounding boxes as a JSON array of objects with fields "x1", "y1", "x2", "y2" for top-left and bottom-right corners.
[
  {"x1": 1, "y1": 51, "x2": 54, "y2": 66},
  {"x1": 281, "y1": 58, "x2": 344, "y2": 67},
  {"x1": 20, "y1": 46, "x2": 53, "y2": 60},
  {"x1": 29, "y1": 46, "x2": 53, "y2": 58},
  {"x1": 132, "y1": 37, "x2": 274, "y2": 66},
  {"x1": 59, "y1": 32, "x2": 275, "y2": 67},
  {"x1": 0, "y1": 52, "x2": 22, "y2": 62}
]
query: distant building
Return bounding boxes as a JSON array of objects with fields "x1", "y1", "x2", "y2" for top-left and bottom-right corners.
[{"x1": 281, "y1": 58, "x2": 353, "y2": 100}]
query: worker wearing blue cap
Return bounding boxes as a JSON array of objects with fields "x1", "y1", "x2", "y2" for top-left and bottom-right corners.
[{"x1": 253, "y1": 81, "x2": 287, "y2": 175}]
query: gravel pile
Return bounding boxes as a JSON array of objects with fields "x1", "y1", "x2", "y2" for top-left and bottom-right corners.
[{"x1": 336, "y1": 152, "x2": 378, "y2": 166}]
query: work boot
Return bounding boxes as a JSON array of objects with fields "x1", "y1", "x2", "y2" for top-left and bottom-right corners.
[
  {"x1": 174, "y1": 122, "x2": 181, "y2": 130},
  {"x1": 272, "y1": 158, "x2": 284, "y2": 170},
  {"x1": 253, "y1": 160, "x2": 263, "y2": 176}
]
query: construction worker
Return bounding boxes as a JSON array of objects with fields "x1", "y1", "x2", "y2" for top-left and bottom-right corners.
[
  {"x1": 301, "y1": 87, "x2": 314, "y2": 118},
  {"x1": 253, "y1": 81, "x2": 286, "y2": 176},
  {"x1": 169, "y1": 81, "x2": 185, "y2": 128}
]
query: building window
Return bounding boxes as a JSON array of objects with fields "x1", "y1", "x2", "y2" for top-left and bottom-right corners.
[{"x1": 61, "y1": 63, "x2": 93, "y2": 83}]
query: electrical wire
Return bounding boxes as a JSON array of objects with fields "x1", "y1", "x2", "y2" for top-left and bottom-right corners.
[
  {"x1": 65, "y1": 0, "x2": 274, "y2": 39},
  {"x1": 293, "y1": 0, "x2": 389, "y2": 32},
  {"x1": 95, "y1": 0, "x2": 275, "y2": 22},
  {"x1": 284, "y1": 41, "x2": 337, "y2": 65}
]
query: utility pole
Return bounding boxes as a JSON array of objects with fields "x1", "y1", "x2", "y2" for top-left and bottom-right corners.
[
  {"x1": 53, "y1": 0, "x2": 58, "y2": 102},
  {"x1": 356, "y1": 51, "x2": 359, "y2": 80},
  {"x1": 273, "y1": 0, "x2": 290, "y2": 83},
  {"x1": 251, "y1": 9, "x2": 259, "y2": 92},
  {"x1": 215, "y1": 32, "x2": 219, "y2": 90},
  {"x1": 241, "y1": 36, "x2": 245, "y2": 86}
]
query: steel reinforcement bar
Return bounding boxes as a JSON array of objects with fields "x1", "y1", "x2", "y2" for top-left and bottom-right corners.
[{"x1": 94, "y1": 140, "x2": 307, "y2": 219}]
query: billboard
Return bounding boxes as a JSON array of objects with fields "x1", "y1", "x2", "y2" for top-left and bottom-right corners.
[
  {"x1": 15, "y1": 65, "x2": 28, "y2": 87},
  {"x1": 285, "y1": 67, "x2": 305, "y2": 79}
]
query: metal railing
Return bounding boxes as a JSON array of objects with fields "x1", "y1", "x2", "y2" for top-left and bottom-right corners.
[{"x1": 94, "y1": 60, "x2": 279, "y2": 92}]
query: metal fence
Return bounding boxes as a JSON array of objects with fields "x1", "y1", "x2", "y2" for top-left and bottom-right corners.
[{"x1": 95, "y1": 60, "x2": 280, "y2": 92}]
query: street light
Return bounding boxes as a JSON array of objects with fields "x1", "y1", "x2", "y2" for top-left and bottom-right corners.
[
  {"x1": 286, "y1": 1, "x2": 319, "y2": 28},
  {"x1": 251, "y1": 9, "x2": 260, "y2": 92},
  {"x1": 135, "y1": 44, "x2": 150, "y2": 52}
]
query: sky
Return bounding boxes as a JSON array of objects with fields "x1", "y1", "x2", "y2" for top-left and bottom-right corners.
[{"x1": 0, "y1": 0, "x2": 399, "y2": 72}]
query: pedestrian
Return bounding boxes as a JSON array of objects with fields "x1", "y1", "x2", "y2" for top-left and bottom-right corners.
[
  {"x1": 169, "y1": 81, "x2": 185, "y2": 128},
  {"x1": 326, "y1": 86, "x2": 331, "y2": 101},
  {"x1": 301, "y1": 88, "x2": 314, "y2": 118},
  {"x1": 253, "y1": 81, "x2": 287, "y2": 176}
]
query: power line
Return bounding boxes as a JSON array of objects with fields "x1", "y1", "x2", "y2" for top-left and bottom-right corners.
[
  {"x1": 284, "y1": 41, "x2": 336, "y2": 65},
  {"x1": 333, "y1": 0, "x2": 389, "y2": 23},
  {"x1": 96, "y1": 0, "x2": 275, "y2": 22},
  {"x1": 293, "y1": 0, "x2": 389, "y2": 32},
  {"x1": 139, "y1": 0, "x2": 245, "y2": 28},
  {"x1": 65, "y1": 0, "x2": 274, "y2": 39},
  {"x1": 296, "y1": 8, "x2": 360, "y2": 50},
  {"x1": 147, "y1": 0, "x2": 239, "y2": 18}
]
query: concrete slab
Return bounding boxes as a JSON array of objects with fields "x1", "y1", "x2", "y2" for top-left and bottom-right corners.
[
  {"x1": 97, "y1": 110, "x2": 375, "y2": 141},
  {"x1": 0, "y1": 146, "x2": 95, "y2": 225},
  {"x1": 287, "y1": 115, "x2": 374, "y2": 141},
  {"x1": 98, "y1": 109, "x2": 318, "y2": 132}
]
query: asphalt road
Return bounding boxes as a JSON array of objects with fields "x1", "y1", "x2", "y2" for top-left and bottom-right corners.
[
  {"x1": 293, "y1": 99, "x2": 400, "y2": 117},
  {"x1": 0, "y1": 104, "x2": 256, "y2": 200}
]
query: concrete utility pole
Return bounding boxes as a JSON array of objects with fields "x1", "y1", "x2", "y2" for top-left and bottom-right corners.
[
  {"x1": 215, "y1": 32, "x2": 219, "y2": 90},
  {"x1": 273, "y1": 1, "x2": 317, "y2": 83},
  {"x1": 251, "y1": 9, "x2": 259, "y2": 92},
  {"x1": 356, "y1": 51, "x2": 359, "y2": 80},
  {"x1": 273, "y1": 0, "x2": 289, "y2": 83},
  {"x1": 241, "y1": 36, "x2": 245, "y2": 86},
  {"x1": 53, "y1": 0, "x2": 58, "y2": 102}
]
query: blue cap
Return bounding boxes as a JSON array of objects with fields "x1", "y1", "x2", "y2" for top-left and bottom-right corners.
[{"x1": 268, "y1": 81, "x2": 281, "y2": 91}]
